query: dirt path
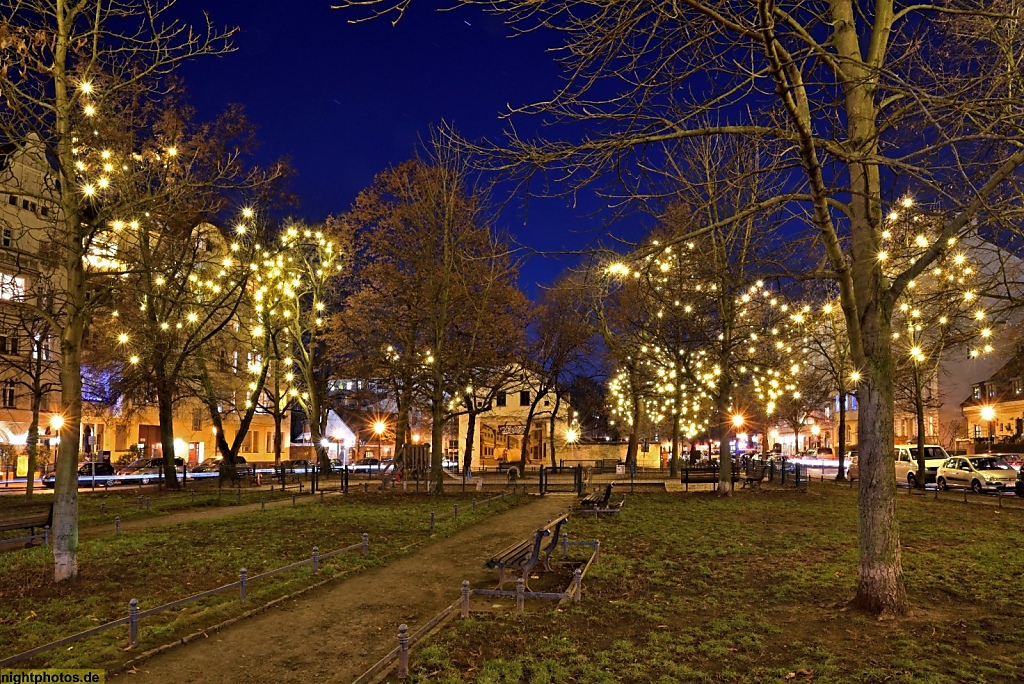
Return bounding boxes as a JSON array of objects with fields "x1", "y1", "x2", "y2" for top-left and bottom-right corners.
[{"x1": 121, "y1": 494, "x2": 571, "y2": 683}]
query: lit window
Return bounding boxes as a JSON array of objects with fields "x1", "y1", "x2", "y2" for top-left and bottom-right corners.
[
  {"x1": 1, "y1": 380, "x2": 15, "y2": 408},
  {"x1": 0, "y1": 273, "x2": 25, "y2": 300}
]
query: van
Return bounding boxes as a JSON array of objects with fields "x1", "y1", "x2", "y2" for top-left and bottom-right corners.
[{"x1": 845, "y1": 444, "x2": 949, "y2": 486}]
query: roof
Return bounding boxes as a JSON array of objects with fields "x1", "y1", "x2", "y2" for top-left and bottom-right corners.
[{"x1": 960, "y1": 344, "x2": 1024, "y2": 408}]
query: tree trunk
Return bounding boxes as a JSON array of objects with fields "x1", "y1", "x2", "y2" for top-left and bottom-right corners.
[
  {"x1": 430, "y1": 384, "x2": 445, "y2": 493},
  {"x1": 836, "y1": 392, "x2": 847, "y2": 481},
  {"x1": 25, "y1": 379, "x2": 42, "y2": 502},
  {"x1": 913, "y1": 366, "x2": 927, "y2": 488},
  {"x1": 518, "y1": 401, "x2": 537, "y2": 471},
  {"x1": 156, "y1": 382, "x2": 180, "y2": 489},
  {"x1": 625, "y1": 386, "x2": 641, "y2": 468},
  {"x1": 273, "y1": 370, "x2": 284, "y2": 465},
  {"x1": 464, "y1": 406, "x2": 476, "y2": 475},
  {"x1": 53, "y1": 308, "x2": 85, "y2": 582},
  {"x1": 714, "y1": 386, "x2": 732, "y2": 496},
  {"x1": 851, "y1": 319, "x2": 907, "y2": 616},
  {"x1": 548, "y1": 393, "x2": 560, "y2": 469},
  {"x1": 670, "y1": 406, "x2": 681, "y2": 478}
]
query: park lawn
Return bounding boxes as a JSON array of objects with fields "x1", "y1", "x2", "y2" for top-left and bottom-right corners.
[
  {"x1": 403, "y1": 486, "x2": 1024, "y2": 684},
  {"x1": 0, "y1": 490, "x2": 526, "y2": 670},
  {"x1": 0, "y1": 478, "x2": 329, "y2": 531}
]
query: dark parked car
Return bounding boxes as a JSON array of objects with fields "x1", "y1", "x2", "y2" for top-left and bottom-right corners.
[
  {"x1": 116, "y1": 457, "x2": 185, "y2": 485},
  {"x1": 191, "y1": 456, "x2": 251, "y2": 477},
  {"x1": 1015, "y1": 467, "x2": 1024, "y2": 498},
  {"x1": 280, "y1": 459, "x2": 315, "y2": 474},
  {"x1": 42, "y1": 462, "x2": 116, "y2": 488}
]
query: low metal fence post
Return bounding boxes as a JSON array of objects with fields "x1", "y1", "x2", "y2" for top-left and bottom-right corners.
[
  {"x1": 191, "y1": 490, "x2": 195, "y2": 504},
  {"x1": 561, "y1": 532, "x2": 568, "y2": 559},
  {"x1": 237, "y1": 488, "x2": 241, "y2": 504},
  {"x1": 128, "y1": 598, "x2": 138, "y2": 648},
  {"x1": 320, "y1": 491, "x2": 325, "y2": 503},
  {"x1": 397, "y1": 623, "x2": 409, "y2": 679},
  {"x1": 312, "y1": 546, "x2": 319, "y2": 574},
  {"x1": 145, "y1": 497, "x2": 151, "y2": 513},
  {"x1": 261, "y1": 497, "x2": 265, "y2": 512},
  {"x1": 472, "y1": 497, "x2": 476, "y2": 510},
  {"x1": 573, "y1": 568, "x2": 582, "y2": 603},
  {"x1": 429, "y1": 511, "x2": 435, "y2": 533},
  {"x1": 362, "y1": 532, "x2": 369, "y2": 556},
  {"x1": 595, "y1": 540, "x2": 601, "y2": 564},
  {"x1": 292, "y1": 493, "x2": 297, "y2": 507},
  {"x1": 516, "y1": 578, "x2": 525, "y2": 613},
  {"x1": 461, "y1": 580, "x2": 470, "y2": 618},
  {"x1": 43, "y1": 525, "x2": 49, "y2": 546},
  {"x1": 239, "y1": 568, "x2": 247, "y2": 602},
  {"x1": 454, "y1": 503, "x2": 459, "y2": 521},
  {"x1": 115, "y1": 516, "x2": 121, "y2": 534}
]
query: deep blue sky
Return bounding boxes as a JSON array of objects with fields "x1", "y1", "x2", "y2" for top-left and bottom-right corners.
[{"x1": 178, "y1": 0, "x2": 622, "y2": 295}]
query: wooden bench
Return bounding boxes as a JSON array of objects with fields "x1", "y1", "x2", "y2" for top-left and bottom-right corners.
[
  {"x1": 680, "y1": 466, "x2": 740, "y2": 490},
  {"x1": 580, "y1": 484, "x2": 613, "y2": 509},
  {"x1": 742, "y1": 463, "x2": 768, "y2": 489},
  {"x1": 484, "y1": 513, "x2": 569, "y2": 590},
  {"x1": 0, "y1": 503, "x2": 54, "y2": 543}
]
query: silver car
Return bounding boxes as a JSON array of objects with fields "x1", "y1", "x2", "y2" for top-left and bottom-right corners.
[{"x1": 936, "y1": 456, "x2": 1018, "y2": 494}]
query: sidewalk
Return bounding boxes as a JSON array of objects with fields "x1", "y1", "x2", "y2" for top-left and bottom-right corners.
[{"x1": 122, "y1": 494, "x2": 571, "y2": 683}]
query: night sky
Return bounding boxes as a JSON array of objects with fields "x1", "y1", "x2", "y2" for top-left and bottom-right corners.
[{"x1": 179, "y1": 0, "x2": 624, "y2": 295}]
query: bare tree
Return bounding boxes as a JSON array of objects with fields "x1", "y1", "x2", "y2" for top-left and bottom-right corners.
[{"x1": 337, "y1": 0, "x2": 1024, "y2": 616}]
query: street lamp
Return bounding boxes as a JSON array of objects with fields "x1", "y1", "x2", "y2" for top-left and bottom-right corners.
[
  {"x1": 980, "y1": 405, "x2": 996, "y2": 450},
  {"x1": 373, "y1": 420, "x2": 387, "y2": 461}
]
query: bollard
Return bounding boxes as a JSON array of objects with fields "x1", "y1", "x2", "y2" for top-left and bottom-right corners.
[
  {"x1": 237, "y1": 488, "x2": 241, "y2": 504},
  {"x1": 397, "y1": 624, "x2": 409, "y2": 679},
  {"x1": 320, "y1": 491, "x2": 324, "y2": 503},
  {"x1": 146, "y1": 497, "x2": 151, "y2": 513},
  {"x1": 999, "y1": 492, "x2": 1003, "y2": 508},
  {"x1": 561, "y1": 532, "x2": 568, "y2": 559},
  {"x1": 573, "y1": 568, "x2": 582, "y2": 603},
  {"x1": 292, "y1": 493, "x2": 297, "y2": 507},
  {"x1": 261, "y1": 497, "x2": 265, "y2": 512},
  {"x1": 430, "y1": 511, "x2": 435, "y2": 533},
  {"x1": 115, "y1": 516, "x2": 121, "y2": 534},
  {"x1": 516, "y1": 578, "x2": 525, "y2": 613},
  {"x1": 461, "y1": 580, "x2": 470, "y2": 618},
  {"x1": 364, "y1": 482, "x2": 368, "y2": 493},
  {"x1": 128, "y1": 598, "x2": 139, "y2": 648},
  {"x1": 312, "y1": 546, "x2": 319, "y2": 574},
  {"x1": 454, "y1": 503, "x2": 459, "y2": 521},
  {"x1": 43, "y1": 524, "x2": 49, "y2": 546},
  {"x1": 362, "y1": 532, "x2": 369, "y2": 557},
  {"x1": 595, "y1": 540, "x2": 601, "y2": 564},
  {"x1": 239, "y1": 568, "x2": 247, "y2": 602}
]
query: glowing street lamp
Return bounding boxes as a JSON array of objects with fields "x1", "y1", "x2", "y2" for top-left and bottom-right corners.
[
  {"x1": 372, "y1": 420, "x2": 388, "y2": 461},
  {"x1": 731, "y1": 414, "x2": 745, "y2": 429},
  {"x1": 980, "y1": 405, "x2": 996, "y2": 448}
]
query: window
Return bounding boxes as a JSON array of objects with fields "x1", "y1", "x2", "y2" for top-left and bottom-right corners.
[
  {"x1": 519, "y1": 390, "x2": 530, "y2": 406},
  {"x1": 0, "y1": 335, "x2": 18, "y2": 356},
  {"x1": 1, "y1": 380, "x2": 15, "y2": 408},
  {"x1": 2, "y1": 227, "x2": 12, "y2": 248},
  {"x1": 191, "y1": 409, "x2": 203, "y2": 431},
  {"x1": 31, "y1": 335, "x2": 47, "y2": 360},
  {"x1": 973, "y1": 424, "x2": 982, "y2": 439},
  {"x1": 496, "y1": 391, "x2": 506, "y2": 407},
  {"x1": 973, "y1": 385, "x2": 981, "y2": 400},
  {"x1": 0, "y1": 273, "x2": 24, "y2": 300},
  {"x1": 21, "y1": 199, "x2": 29, "y2": 210},
  {"x1": 7, "y1": 195, "x2": 16, "y2": 206},
  {"x1": 39, "y1": 206, "x2": 49, "y2": 218},
  {"x1": 1014, "y1": 379, "x2": 1023, "y2": 396},
  {"x1": 988, "y1": 384, "x2": 997, "y2": 398}
]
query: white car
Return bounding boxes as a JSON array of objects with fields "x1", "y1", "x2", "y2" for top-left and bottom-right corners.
[
  {"x1": 845, "y1": 444, "x2": 949, "y2": 486},
  {"x1": 936, "y1": 456, "x2": 1018, "y2": 494}
]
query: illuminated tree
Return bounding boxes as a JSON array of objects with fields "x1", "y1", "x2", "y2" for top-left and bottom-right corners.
[
  {"x1": 0, "y1": 0, "x2": 266, "y2": 580},
  {"x1": 277, "y1": 220, "x2": 350, "y2": 474},
  {"x1": 339, "y1": 0, "x2": 1024, "y2": 616}
]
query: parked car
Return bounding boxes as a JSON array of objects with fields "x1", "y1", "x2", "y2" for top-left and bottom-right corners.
[
  {"x1": 936, "y1": 456, "x2": 1018, "y2": 494},
  {"x1": 350, "y1": 457, "x2": 382, "y2": 473},
  {"x1": 116, "y1": 457, "x2": 185, "y2": 485},
  {"x1": 191, "y1": 457, "x2": 251, "y2": 477},
  {"x1": 280, "y1": 459, "x2": 314, "y2": 474},
  {"x1": 42, "y1": 461, "x2": 117, "y2": 489},
  {"x1": 848, "y1": 444, "x2": 949, "y2": 486},
  {"x1": 1016, "y1": 468, "x2": 1024, "y2": 498}
]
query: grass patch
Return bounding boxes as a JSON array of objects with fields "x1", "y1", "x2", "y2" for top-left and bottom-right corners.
[
  {"x1": 0, "y1": 490, "x2": 525, "y2": 669},
  {"x1": 401, "y1": 486, "x2": 1024, "y2": 683}
]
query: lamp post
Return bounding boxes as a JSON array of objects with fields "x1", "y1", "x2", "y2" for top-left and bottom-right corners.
[
  {"x1": 373, "y1": 420, "x2": 387, "y2": 463},
  {"x1": 980, "y1": 405, "x2": 996, "y2": 451}
]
